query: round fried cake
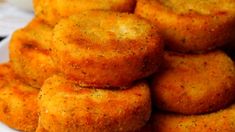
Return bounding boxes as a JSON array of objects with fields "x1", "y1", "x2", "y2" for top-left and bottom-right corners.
[
  {"x1": 52, "y1": 11, "x2": 163, "y2": 88},
  {"x1": 9, "y1": 18, "x2": 57, "y2": 88},
  {"x1": 0, "y1": 63, "x2": 39, "y2": 132},
  {"x1": 151, "y1": 51, "x2": 235, "y2": 114},
  {"x1": 152, "y1": 103, "x2": 235, "y2": 132},
  {"x1": 135, "y1": 0, "x2": 235, "y2": 52},
  {"x1": 34, "y1": 0, "x2": 136, "y2": 25},
  {"x1": 37, "y1": 75, "x2": 151, "y2": 132}
]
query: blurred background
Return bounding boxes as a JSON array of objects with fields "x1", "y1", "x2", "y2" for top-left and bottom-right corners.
[{"x1": 0, "y1": 0, "x2": 33, "y2": 40}]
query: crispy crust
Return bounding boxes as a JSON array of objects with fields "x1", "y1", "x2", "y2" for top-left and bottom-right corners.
[
  {"x1": 0, "y1": 64, "x2": 39, "y2": 132},
  {"x1": 9, "y1": 18, "x2": 57, "y2": 88},
  {"x1": 34, "y1": 0, "x2": 136, "y2": 25},
  {"x1": 152, "y1": 104, "x2": 235, "y2": 132},
  {"x1": 37, "y1": 75, "x2": 151, "y2": 132},
  {"x1": 35, "y1": 124, "x2": 48, "y2": 132},
  {"x1": 135, "y1": 0, "x2": 235, "y2": 52},
  {"x1": 52, "y1": 11, "x2": 163, "y2": 88},
  {"x1": 151, "y1": 51, "x2": 235, "y2": 114}
]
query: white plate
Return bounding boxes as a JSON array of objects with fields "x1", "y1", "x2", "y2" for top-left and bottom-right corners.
[
  {"x1": 0, "y1": 36, "x2": 19, "y2": 132},
  {"x1": 6, "y1": 0, "x2": 33, "y2": 12}
]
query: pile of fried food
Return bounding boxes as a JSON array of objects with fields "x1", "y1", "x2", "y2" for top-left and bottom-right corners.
[{"x1": 0, "y1": 0, "x2": 235, "y2": 132}]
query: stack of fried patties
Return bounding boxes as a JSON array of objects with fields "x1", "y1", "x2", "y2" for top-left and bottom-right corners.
[
  {"x1": 0, "y1": 0, "x2": 166, "y2": 132},
  {"x1": 135, "y1": 0, "x2": 235, "y2": 131},
  {"x1": 35, "y1": 11, "x2": 164, "y2": 132},
  {"x1": 1, "y1": 0, "x2": 235, "y2": 132}
]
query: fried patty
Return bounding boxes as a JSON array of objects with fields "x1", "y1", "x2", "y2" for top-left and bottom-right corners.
[
  {"x1": 52, "y1": 11, "x2": 163, "y2": 88},
  {"x1": 135, "y1": 0, "x2": 235, "y2": 52},
  {"x1": 0, "y1": 63, "x2": 39, "y2": 132},
  {"x1": 34, "y1": 0, "x2": 136, "y2": 25},
  {"x1": 9, "y1": 18, "x2": 57, "y2": 88},
  {"x1": 152, "y1": 103, "x2": 235, "y2": 132},
  {"x1": 151, "y1": 51, "x2": 235, "y2": 114},
  {"x1": 37, "y1": 75, "x2": 151, "y2": 132}
]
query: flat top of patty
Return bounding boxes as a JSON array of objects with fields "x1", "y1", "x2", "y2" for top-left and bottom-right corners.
[{"x1": 158, "y1": 0, "x2": 235, "y2": 15}]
